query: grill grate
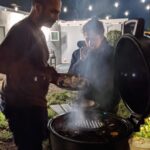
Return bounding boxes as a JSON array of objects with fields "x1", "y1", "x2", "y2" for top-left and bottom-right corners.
[{"x1": 74, "y1": 120, "x2": 104, "y2": 129}]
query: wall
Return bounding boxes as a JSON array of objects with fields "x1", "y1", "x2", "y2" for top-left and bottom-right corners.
[
  {"x1": 0, "y1": 7, "x2": 128, "y2": 66},
  {"x1": 61, "y1": 25, "x2": 84, "y2": 63},
  {"x1": 59, "y1": 18, "x2": 128, "y2": 64},
  {"x1": 0, "y1": 7, "x2": 62, "y2": 66},
  {"x1": 0, "y1": 9, "x2": 26, "y2": 36}
]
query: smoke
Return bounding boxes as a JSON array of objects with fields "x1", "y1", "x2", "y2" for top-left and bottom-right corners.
[
  {"x1": 80, "y1": 48, "x2": 115, "y2": 110},
  {"x1": 66, "y1": 103, "x2": 86, "y2": 129},
  {"x1": 66, "y1": 44, "x2": 115, "y2": 128},
  {"x1": 65, "y1": 17, "x2": 120, "y2": 128}
]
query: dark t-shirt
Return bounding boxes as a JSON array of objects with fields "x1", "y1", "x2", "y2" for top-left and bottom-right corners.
[
  {"x1": 68, "y1": 49, "x2": 80, "y2": 74},
  {"x1": 0, "y1": 17, "x2": 55, "y2": 107}
]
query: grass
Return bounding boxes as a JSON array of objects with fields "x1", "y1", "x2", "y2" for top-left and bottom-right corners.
[{"x1": 0, "y1": 112, "x2": 12, "y2": 142}]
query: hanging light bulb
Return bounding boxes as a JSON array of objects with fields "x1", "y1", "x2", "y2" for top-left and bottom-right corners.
[
  {"x1": 114, "y1": 2, "x2": 119, "y2": 8},
  {"x1": 105, "y1": 15, "x2": 111, "y2": 20},
  {"x1": 88, "y1": 5, "x2": 93, "y2": 11},
  {"x1": 14, "y1": 6, "x2": 18, "y2": 11},
  {"x1": 63, "y1": 6, "x2": 68, "y2": 13},
  {"x1": 124, "y1": 11, "x2": 129, "y2": 16},
  {"x1": 140, "y1": 0, "x2": 146, "y2": 3},
  {"x1": 146, "y1": 4, "x2": 150, "y2": 10}
]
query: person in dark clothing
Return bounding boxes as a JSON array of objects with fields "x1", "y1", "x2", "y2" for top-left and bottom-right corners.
[
  {"x1": 0, "y1": 0, "x2": 62, "y2": 149},
  {"x1": 71, "y1": 19, "x2": 120, "y2": 112},
  {"x1": 68, "y1": 40, "x2": 86, "y2": 74}
]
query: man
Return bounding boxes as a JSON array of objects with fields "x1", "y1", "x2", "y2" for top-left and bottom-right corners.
[
  {"x1": 71, "y1": 18, "x2": 120, "y2": 112},
  {"x1": 0, "y1": 0, "x2": 61, "y2": 149},
  {"x1": 68, "y1": 40, "x2": 86, "y2": 74}
]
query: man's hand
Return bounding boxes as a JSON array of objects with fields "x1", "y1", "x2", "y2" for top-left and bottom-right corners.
[
  {"x1": 56, "y1": 74, "x2": 90, "y2": 90},
  {"x1": 45, "y1": 66, "x2": 59, "y2": 84}
]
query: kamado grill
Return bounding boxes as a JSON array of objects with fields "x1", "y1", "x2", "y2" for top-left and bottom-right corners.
[
  {"x1": 48, "y1": 18, "x2": 150, "y2": 150},
  {"x1": 48, "y1": 109, "x2": 132, "y2": 150}
]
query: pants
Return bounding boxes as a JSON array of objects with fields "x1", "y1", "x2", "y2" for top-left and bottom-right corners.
[{"x1": 3, "y1": 105, "x2": 49, "y2": 150}]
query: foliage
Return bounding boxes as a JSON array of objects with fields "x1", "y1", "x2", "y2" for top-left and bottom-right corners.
[
  {"x1": 0, "y1": 113, "x2": 12, "y2": 141},
  {"x1": 146, "y1": 27, "x2": 150, "y2": 31},
  {"x1": 47, "y1": 108, "x2": 57, "y2": 119},
  {"x1": 117, "y1": 99, "x2": 130, "y2": 118},
  {"x1": 46, "y1": 91, "x2": 77, "y2": 118},
  {"x1": 107, "y1": 30, "x2": 122, "y2": 47},
  {"x1": 133, "y1": 117, "x2": 150, "y2": 138},
  {"x1": 0, "y1": 112, "x2": 8, "y2": 129},
  {"x1": 0, "y1": 130, "x2": 12, "y2": 142},
  {"x1": 46, "y1": 91, "x2": 77, "y2": 106}
]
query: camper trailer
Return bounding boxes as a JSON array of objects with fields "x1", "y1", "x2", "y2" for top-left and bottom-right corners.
[{"x1": 0, "y1": 6, "x2": 128, "y2": 73}]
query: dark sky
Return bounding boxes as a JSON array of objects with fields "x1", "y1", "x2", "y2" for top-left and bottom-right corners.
[{"x1": 0, "y1": 0, "x2": 150, "y2": 28}]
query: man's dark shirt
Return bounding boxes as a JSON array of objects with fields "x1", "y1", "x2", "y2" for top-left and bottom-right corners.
[
  {"x1": 71, "y1": 38, "x2": 120, "y2": 112},
  {"x1": 68, "y1": 49, "x2": 80, "y2": 74},
  {"x1": 0, "y1": 17, "x2": 53, "y2": 107}
]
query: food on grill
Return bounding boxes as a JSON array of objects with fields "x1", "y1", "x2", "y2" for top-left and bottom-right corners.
[
  {"x1": 79, "y1": 100, "x2": 96, "y2": 108},
  {"x1": 110, "y1": 131, "x2": 119, "y2": 137},
  {"x1": 51, "y1": 112, "x2": 131, "y2": 143},
  {"x1": 57, "y1": 74, "x2": 89, "y2": 90}
]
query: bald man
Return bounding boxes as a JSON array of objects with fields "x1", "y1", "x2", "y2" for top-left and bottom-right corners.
[{"x1": 0, "y1": 0, "x2": 61, "y2": 149}]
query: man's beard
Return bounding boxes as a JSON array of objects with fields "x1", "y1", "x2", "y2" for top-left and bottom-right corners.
[
  {"x1": 38, "y1": 12, "x2": 55, "y2": 28},
  {"x1": 43, "y1": 20, "x2": 55, "y2": 28}
]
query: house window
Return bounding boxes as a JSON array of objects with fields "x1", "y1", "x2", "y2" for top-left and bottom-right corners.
[{"x1": 50, "y1": 31, "x2": 59, "y2": 41}]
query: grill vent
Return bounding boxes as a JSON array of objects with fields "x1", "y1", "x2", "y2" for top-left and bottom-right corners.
[{"x1": 74, "y1": 120, "x2": 104, "y2": 129}]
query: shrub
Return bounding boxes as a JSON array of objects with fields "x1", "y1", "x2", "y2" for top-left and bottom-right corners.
[{"x1": 107, "y1": 30, "x2": 122, "y2": 47}]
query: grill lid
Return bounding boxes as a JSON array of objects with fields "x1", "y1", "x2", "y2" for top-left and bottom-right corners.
[{"x1": 115, "y1": 34, "x2": 150, "y2": 118}]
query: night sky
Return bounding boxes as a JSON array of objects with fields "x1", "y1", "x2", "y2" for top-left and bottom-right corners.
[{"x1": 0, "y1": 0, "x2": 150, "y2": 29}]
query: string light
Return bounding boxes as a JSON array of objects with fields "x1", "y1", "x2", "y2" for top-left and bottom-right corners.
[
  {"x1": 63, "y1": 6, "x2": 68, "y2": 13},
  {"x1": 88, "y1": 5, "x2": 93, "y2": 11},
  {"x1": 14, "y1": 6, "x2": 18, "y2": 11},
  {"x1": 146, "y1": 4, "x2": 150, "y2": 10},
  {"x1": 114, "y1": 2, "x2": 119, "y2": 8},
  {"x1": 105, "y1": 15, "x2": 111, "y2": 20},
  {"x1": 124, "y1": 10, "x2": 129, "y2": 16},
  {"x1": 3, "y1": 1, "x2": 150, "y2": 23},
  {"x1": 140, "y1": 0, "x2": 146, "y2": 3}
]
